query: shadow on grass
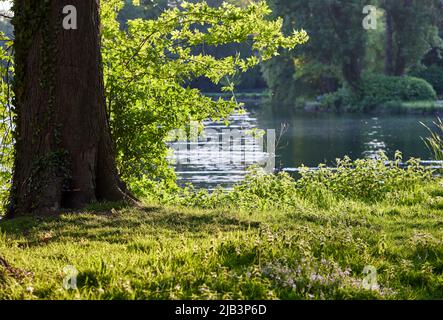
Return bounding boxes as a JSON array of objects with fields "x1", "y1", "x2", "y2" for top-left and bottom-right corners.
[{"x1": 0, "y1": 203, "x2": 261, "y2": 246}]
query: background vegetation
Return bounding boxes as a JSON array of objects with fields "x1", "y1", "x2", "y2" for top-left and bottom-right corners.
[
  {"x1": 1, "y1": 156, "x2": 443, "y2": 299},
  {"x1": 0, "y1": 0, "x2": 443, "y2": 300},
  {"x1": 262, "y1": 0, "x2": 443, "y2": 110}
]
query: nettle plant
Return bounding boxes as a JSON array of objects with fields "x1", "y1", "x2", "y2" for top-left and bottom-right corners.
[
  {"x1": 147, "y1": 153, "x2": 434, "y2": 210},
  {"x1": 101, "y1": 0, "x2": 307, "y2": 192}
]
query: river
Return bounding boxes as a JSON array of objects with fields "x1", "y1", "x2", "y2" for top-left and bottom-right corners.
[{"x1": 169, "y1": 103, "x2": 441, "y2": 190}]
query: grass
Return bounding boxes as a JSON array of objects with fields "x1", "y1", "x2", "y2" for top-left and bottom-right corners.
[
  {"x1": 422, "y1": 117, "x2": 443, "y2": 162},
  {"x1": 1, "y1": 178, "x2": 443, "y2": 300},
  {"x1": 378, "y1": 100, "x2": 443, "y2": 114},
  {"x1": 398, "y1": 101, "x2": 443, "y2": 109}
]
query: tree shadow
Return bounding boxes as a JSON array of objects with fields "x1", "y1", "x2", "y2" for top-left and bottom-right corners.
[{"x1": 0, "y1": 204, "x2": 261, "y2": 247}]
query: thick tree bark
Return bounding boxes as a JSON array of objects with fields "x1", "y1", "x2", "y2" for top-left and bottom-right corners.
[{"x1": 8, "y1": 0, "x2": 135, "y2": 217}]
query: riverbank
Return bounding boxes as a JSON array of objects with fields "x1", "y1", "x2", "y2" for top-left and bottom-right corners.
[
  {"x1": 377, "y1": 100, "x2": 443, "y2": 115},
  {"x1": 303, "y1": 100, "x2": 443, "y2": 115},
  {"x1": 205, "y1": 91, "x2": 443, "y2": 115},
  {"x1": 1, "y1": 159, "x2": 443, "y2": 300},
  {"x1": 204, "y1": 91, "x2": 268, "y2": 105}
]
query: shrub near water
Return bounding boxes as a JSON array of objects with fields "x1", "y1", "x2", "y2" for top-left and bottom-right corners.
[
  {"x1": 411, "y1": 65, "x2": 443, "y2": 97},
  {"x1": 145, "y1": 153, "x2": 433, "y2": 210},
  {"x1": 297, "y1": 153, "x2": 432, "y2": 203},
  {"x1": 361, "y1": 75, "x2": 437, "y2": 108}
]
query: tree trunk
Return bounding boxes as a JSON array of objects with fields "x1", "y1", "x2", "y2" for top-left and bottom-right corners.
[
  {"x1": 394, "y1": 49, "x2": 407, "y2": 76},
  {"x1": 8, "y1": 0, "x2": 135, "y2": 217},
  {"x1": 329, "y1": 2, "x2": 364, "y2": 93},
  {"x1": 384, "y1": 10, "x2": 394, "y2": 75}
]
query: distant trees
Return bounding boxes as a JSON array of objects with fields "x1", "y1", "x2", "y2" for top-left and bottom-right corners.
[
  {"x1": 263, "y1": 0, "x2": 443, "y2": 105},
  {"x1": 117, "y1": 0, "x2": 172, "y2": 28},
  {"x1": 381, "y1": 0, "x2": 443, "y2": 76},
  {"x1": 0, "y1": 0, "x2": 305, "y2": 215},
  {"x1": 263, "y1": 0, "x2": 369, "y2": 101}
]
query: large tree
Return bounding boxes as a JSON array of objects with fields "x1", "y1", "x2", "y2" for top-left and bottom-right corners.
[
  {"x1": 8, "y1": 0, "x2": 135, "y2": 217},
  {"x1": 4, "y1": 0, "x2": 304, "y2": 217},
  {"x1": 381, "y1": 0, "x2": 442, "y2": 76},
  {"x1": 263, "y1": 0, "x2": 368, "y2": 102}
]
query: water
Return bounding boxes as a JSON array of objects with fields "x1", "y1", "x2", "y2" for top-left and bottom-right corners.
[
  {"x1": 169, "y1": 110, "x2": 272, "y2": 190},
  {"x1": 169, "y1": 103, "x2": 440, "y2": 189}
]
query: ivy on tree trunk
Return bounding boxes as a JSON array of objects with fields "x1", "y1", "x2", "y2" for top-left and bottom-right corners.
[{"x1": 8, "y1": 0, "x2": 136, "y2": 217}]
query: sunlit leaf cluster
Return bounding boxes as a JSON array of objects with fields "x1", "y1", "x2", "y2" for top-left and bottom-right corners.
[
  {"x1": 101, "y1": 0, "x2": 307, "y2": 188},
  {"x1": 0, "y1": 31, "x2": 13, "y2": 209}
]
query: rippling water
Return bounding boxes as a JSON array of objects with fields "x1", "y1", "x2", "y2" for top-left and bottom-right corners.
[
  {"x1": 169, "y1": 104, "x2": 440, "y2": 189},
  {"x1": 168, "y1": 111, "x2": 272, "y2": 190}
]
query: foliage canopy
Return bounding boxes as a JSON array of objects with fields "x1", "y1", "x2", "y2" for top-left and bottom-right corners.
[
  {"x1": 0, "y1": 0, "x2": 307, "y2": 210},
  {"x1": 101, "y1": 0, "x2": 307, "y2": 191}
]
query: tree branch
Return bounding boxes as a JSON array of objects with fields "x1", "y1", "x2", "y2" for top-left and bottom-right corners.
[{"x1": 0, "y1": 12, "x2": 12, "y2": 20}]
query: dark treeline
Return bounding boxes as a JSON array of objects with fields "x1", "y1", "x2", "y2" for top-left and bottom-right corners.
[
  {"x1": 116, "y1": 0, "x2": 443, "y2": 110},
  {"x1": 1, "y1": 0, "x2": 442, "y2": 106},
  {"x1": 263, "y1": 0, "x2": 443, "y2": 110}
]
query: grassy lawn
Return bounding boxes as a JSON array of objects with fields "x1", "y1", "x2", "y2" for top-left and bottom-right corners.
[{"x1": 1, "y1": 178, "x2": 443, "y2": 300}]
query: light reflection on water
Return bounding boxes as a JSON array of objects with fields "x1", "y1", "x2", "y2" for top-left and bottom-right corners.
[
  {"x1": 168, "y1": 111, "x2": 272, "y2": 190},
  {"x1": 169, "y1": 105, "x2": 440, "y2": 190}
]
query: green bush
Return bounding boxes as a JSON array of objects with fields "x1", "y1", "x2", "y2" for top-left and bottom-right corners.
[
  {"x1": 143, "y1": 153, "x2": 433, "y2": 209},
  {"x1": 411, "y1": 65, "x2": 443, "y2": 96},
  {"x1": 361, "y1": 75, "x2": 437, "y2": 108},
  {"x1": 297, "y1": 153, "x2": 432, "y2": 203},
  {"x1": 319, "y1": 87, "x2": 358, "y2": 112}
]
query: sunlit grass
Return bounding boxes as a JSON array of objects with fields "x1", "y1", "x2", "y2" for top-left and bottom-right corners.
[{"x1": 1, "y1": 178, "x2": 443, "y2": 300}]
